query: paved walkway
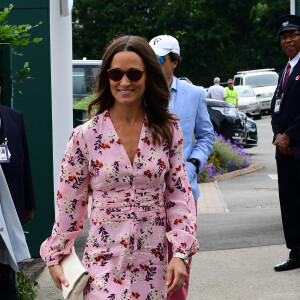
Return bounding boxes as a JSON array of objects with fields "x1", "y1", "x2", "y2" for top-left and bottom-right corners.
[
  {"x1": 23, "y1": 163, "x2": 299, "y2": 300},
  {"x1": 188, "y1": 244, "x2": 300, "y2": 300},
  {"x1": 198, "y1": 181, "x2": 228, "y2": 214}
]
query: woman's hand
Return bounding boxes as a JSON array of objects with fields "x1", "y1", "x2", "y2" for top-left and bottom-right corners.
[
  {"x1": 166, "y1": 257, "x2": 187, "y2": 294},
  {"x1": 48, "y1": 264, "x2": 69, "y2": 290}
]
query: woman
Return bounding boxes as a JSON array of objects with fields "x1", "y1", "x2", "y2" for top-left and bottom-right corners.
[{"x1": 40, "y1": 35, "x2": 199, "y2": 300}]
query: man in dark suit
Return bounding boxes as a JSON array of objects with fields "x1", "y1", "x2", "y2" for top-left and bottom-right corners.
[
  {"x1": 0, "y1": 103, "x2": 36, "y2": 298},
  {"x1": 271, "y1": 14, "x2": 300, "y2": 272}
]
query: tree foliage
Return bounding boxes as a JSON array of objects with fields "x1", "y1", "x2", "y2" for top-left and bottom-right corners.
[
  {"x1": 72, "y1": 0, "x2": 290, "y2": 87},
  {"x1": 0, "y1": 4, "x2": 42, "y2": 89}
]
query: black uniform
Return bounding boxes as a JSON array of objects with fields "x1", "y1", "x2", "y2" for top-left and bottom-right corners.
[{"x1": 271, "y1": 58, "x2": 300, "y2": 259}]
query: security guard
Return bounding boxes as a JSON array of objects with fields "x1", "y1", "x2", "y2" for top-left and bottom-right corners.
[
  {"x1": 272, "y1": 14, "x2": 300, "y2": 272},
  {"x1": 224, "y1": 79, "x2": 238, "y2": 107}
]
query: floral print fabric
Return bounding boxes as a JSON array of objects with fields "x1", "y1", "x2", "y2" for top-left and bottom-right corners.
[{"x1": 40, "y1": 111, "x2": 199, "y2": 300}]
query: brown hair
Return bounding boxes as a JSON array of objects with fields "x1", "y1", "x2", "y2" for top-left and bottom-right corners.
[{"x1": 88, "y1": 35, "x2": 178, "y2": 147}]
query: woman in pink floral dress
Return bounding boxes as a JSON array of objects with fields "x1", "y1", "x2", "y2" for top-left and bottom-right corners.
[{"x1": 40, "y1": 35, "x2": 199, "y2": 300}]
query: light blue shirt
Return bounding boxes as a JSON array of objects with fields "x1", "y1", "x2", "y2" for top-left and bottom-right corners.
[{"x1": 169, "y1": 77, "x2": 215, "y2": 200}]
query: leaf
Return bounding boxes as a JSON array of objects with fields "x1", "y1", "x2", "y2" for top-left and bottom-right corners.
[
  {"x1": 17, "y1": 67, "x2": 31, "y2": 83},
  {"x1": 33, "y1": 37, "x2": 43, "y2": 43},
  {"x1": 19, "y1": 39, "x2": 29, "y2": 45},
  {"x1": 0, "y1": 5, "x2": 42, "y2": 92}
]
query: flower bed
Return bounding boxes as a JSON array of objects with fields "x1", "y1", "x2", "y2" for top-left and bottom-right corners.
[{"x1": 198, "y1": 132, "x2": 251, "y2": 183}]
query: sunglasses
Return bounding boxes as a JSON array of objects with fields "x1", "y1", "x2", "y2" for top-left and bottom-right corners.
[
  {"x1": 157, "y1": 55, "x2": 170, "y2": 64},
  {"x1": 107, "y1": 68, "x2": 144, "y2": 82}
]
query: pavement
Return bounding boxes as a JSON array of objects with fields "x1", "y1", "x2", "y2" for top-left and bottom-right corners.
[{"x1": 21, "y1": 163, "x2": 300, "y2": 300}]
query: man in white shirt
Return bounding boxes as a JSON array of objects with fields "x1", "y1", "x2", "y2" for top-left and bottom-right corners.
[{"x1": 207, "y1": 77, "x2": 226, "y2": 100}]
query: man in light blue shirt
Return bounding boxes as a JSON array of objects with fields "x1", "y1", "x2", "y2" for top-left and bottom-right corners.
[{"x1": 150, "y1": 35, "x2": 215, "y2": 300}]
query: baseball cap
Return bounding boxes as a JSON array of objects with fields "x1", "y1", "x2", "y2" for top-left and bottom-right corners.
[
  {"x1": 149, "y1": 35, "x2": 180, "y2": 56},
  {"x1": 275, "y1": 14, "x2": 300, "y2": 34}
]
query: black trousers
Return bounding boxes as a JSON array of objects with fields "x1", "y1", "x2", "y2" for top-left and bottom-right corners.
[
  {"x1": 276, "y1": 156, "x2": 300, "y2": 258},
  {"x1": 0, "y1": 263, "x2": 17, "y2": 300}
]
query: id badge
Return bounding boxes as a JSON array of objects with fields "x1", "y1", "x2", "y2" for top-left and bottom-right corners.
[
  {"x1": 0, "y1": 144, "x2": 10, "y2": 163},
  {"x1": 274, "y1": 98, "x2": 282, "y2": 114}
]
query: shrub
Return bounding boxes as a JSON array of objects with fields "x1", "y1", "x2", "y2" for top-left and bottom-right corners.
[
  {"x1": 73, "y1": 94, "x2": 94, "y2": 110},
  {"x1": 198, "y1": 132, "x2": 251, "y2": 182},
  {"x1": 16, "y1": 268, "x2": 39, "y2": 300}
]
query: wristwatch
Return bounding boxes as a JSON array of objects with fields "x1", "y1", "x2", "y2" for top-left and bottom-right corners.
[
  {"x1": 188, "y1": 158, "x2": 200, "y2": 173},
  {"x1": 173, "y1": 252, "x2": 189, "y2": 265}
]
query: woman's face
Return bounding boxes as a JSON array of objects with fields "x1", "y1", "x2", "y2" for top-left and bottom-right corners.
[{"x1": 108, "y1": 51, "x2": 147, "y2": 107}]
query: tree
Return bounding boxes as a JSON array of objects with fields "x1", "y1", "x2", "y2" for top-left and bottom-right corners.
[
  {"x1": 72, "y1": 0, "x2": 290, "y2": 87},
  {"x1": 72, "y1": 0, "x2": 190, "y2": 59},
  {"x1": 0, "y1": 4, "x2": 42, "y2": 90},
  {"x1": 251, "y1": 0, "x2": 290, "y2": 72}
]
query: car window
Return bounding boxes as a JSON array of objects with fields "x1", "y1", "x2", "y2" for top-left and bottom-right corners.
[
  {"x1": 73, "y1": 68, "x2": 86, "y2": 94},
  {"x1": 245, "y1": 73, "x2": 278, "y2": 88},
  {"x1": 91, "y1": 66, "x2": 100, "y2": 79},
  {"x1": 235, "y1": 87, "x2": 255, "y2": 97},
  {"x1": 73, "y1": 65, "x2": 100, "y2": 97},
  {"x1": 234, "y1": 77, "x2": 240, "y2": 85}
]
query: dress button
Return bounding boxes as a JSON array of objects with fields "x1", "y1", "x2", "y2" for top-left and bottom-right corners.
[{"x1": 0, "y1": 227, "x2": 4, "y2": 232}]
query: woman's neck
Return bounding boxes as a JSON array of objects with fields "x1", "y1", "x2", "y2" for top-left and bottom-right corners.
[{"x1": 109, "y1": 102, "x2": 145, "y2": 125}]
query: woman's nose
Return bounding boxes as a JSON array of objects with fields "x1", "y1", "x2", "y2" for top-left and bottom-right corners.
[{"x1": 119, "y1": 74, "x2": 131, "y2": 85}]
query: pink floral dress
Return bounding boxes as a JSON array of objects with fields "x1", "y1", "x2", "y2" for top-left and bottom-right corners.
[{"x1": 40, "y1": 110, "x2": 199, "y2": 300}]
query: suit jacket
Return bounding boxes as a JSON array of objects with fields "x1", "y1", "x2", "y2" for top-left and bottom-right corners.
[
  {"x1": 0, "y1": 105, "x2": 36, "y2": 224},
  {"x1": 0, "y1": 165, "x2": 30, "y2": 271},
  {"x1": 271, "y1": 60, "x2": 300, "y2": 159},
  {"x1": 170, "y1": 77, "x2": 215, "y2": 200}
]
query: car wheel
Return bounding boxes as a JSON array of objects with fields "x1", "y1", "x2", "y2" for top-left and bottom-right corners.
[{"x1": 254, "y1": 113, "x2": 261, "y2": 120}]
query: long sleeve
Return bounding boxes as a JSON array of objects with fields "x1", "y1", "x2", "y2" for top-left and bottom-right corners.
[
  {"x1": 21, "y1": 113, "x2": 36, "y2": 211},
  {"x1": 164, "y1": 121, "x2": 199, "y2": 257},
  {"x1": 40, "y1": 125, "x2": 90, "y2": 266},
  {"x1": 189, "y1": 88, "x2": 215, "y2": 173},
  {"x1": 271, "y1": 69, "x2": 283, "y2": 138},
  {"x1": 207, "y1": 88, "x2": 212, "y2": 98},
  {"x1": 285, "y1": 112, "x2": 300, "y2": 141},
  {"x1": 271, "y1": 96, "x2": 280, "y2": 139}
]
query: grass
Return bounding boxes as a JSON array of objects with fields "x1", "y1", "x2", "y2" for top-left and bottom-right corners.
[
  {"x1": 73, "y1": 94, "x2": 94, "y2": 110},
  {"x1": 198, "y1": 132, "x2": 251, "y2": 182}
]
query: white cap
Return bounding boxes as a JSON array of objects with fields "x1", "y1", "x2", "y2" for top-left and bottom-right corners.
[{"x1": 149, "y1": 35, "x2": 180, "y2": 56}]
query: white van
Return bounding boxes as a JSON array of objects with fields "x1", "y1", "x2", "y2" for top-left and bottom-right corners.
[
  {"x1": 72, "y1": 60, "x2": 102, "y2": 99},
  {"x1": 233, "y1": 69, "x2": 278, "y2": 113}
]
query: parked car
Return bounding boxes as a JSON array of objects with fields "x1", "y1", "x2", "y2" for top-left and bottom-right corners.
[
  {"x1": 72, "y1": 60, "x2": 102, "y2": 99},
  {"x1": 235, "y1": 85, "x2": 261, "y2": 119},
  {"x1": 177, "y1": 79, "x2": 258, "y2": 147},
  {"x1": 233, "y1": 68, "x2": 278, "y2": 114},
  {"x1": 206, "y1": 98, "x2": 258, "y2": 147},
  {"x1": 238, "y1": 111, "x2": 258, "y2": 148}
]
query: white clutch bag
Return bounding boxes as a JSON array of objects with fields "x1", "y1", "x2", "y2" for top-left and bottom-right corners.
[{"x1": 60, "y1": 247, "x2": 89, "y2": 300}]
